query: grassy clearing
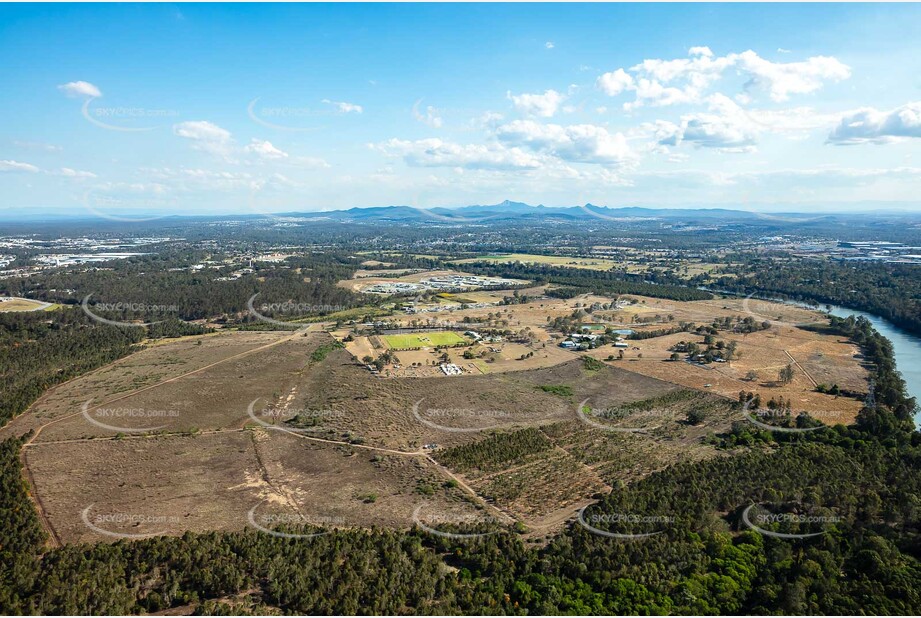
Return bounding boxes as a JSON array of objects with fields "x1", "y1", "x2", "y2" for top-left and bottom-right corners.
[
  {"x1": 311, "y1": 341, "x2": 345, "y2": 363},
  {"x1": 291, "y1": 306, "x2": 391, "y2": 324},
  {"x1": 0, "y1": 298, "x2": 47, "y2": 312},
  {"x1": 437, "y1": 293, "x2": 478, "y2": 304},
  {"x1": 382, "y1": 331, "x2": 468, "y2": 350}
]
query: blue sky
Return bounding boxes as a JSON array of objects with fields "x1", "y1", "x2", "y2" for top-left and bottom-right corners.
[{"x1": 1, "y1": 2, "x2": 920, "y2": 216}]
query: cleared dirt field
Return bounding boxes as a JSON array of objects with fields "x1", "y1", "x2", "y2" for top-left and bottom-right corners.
[
  {"x1": 25, "y1": 428, "x2": 480, "y2": 544},
  {"x1": 353, "y1": 267, "x2": 417, "y2": 278},
  {"x1": 13, "y1": 331, "x2": 325, "y2": 443},
  {"x1": 0, "y1": 329, "x2": 309, "y2": 442},
  {"x1": 604, "y1": 295, "x2": 821, "y2": 328},
  {"x1": 16, "y1": 325, "x2": 692, "y2": 545},
  {"x1": 13, "y1": 288, "x2": 872, "y2": 545},
  {"x1": 289, "y1": 352, "x2": 683, "y2": 451},
  {"x1": 582, "y1": 322, "x2": 866, "y2": 424},
  {"x1": 358, "y1": 260, "x2": 395, "y2": 267}
]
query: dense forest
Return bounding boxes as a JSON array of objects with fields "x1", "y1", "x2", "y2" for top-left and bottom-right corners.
[
  {"x1": 1, "y1": 250, "x2": 370, "y2": 323},
  {"x1": 461, "y1": 262, "x2": 713, "y2": 302},
  {"x1": 0, "y1": 311, "x2": 144, "y2": 427},
  {"x1": 714, "y1": 259, "x2": 921, "y2": 337}
]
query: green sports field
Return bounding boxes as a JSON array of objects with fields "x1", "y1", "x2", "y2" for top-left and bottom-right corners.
[{"x1": 382, "y1": 331, "x2": 468, "y2": 350}]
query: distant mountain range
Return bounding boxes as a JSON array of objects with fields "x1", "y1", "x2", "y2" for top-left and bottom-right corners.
[
  {"x1": 277, "y1": 200, "x2": 795, "y2": 223},
  {"x1": 2, "y1": 200, "x2": 918, "y2": 223}
]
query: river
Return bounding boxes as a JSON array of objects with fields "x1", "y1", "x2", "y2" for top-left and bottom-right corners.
[{"x1": 825, "y1": 306, "x2": 921, "y2": 425}]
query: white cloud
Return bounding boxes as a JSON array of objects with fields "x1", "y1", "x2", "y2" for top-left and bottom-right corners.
[
  {"x1": 173, "y1": 120, "x2": 235, "y2": 159},
  {"x1": 746, "y1": 106, "x2": 840, "y2": 133},
  {"x1": 651, "y1": 95, "x2": 755, "y2": 151},
  {"x1": 322, "y1": 99, "x2": 363, "y2": 114},
  {"x1": 734, "y1": 50, "x2": 850, "y2": 102},
  {"x1": 13, "y1": 140, "x2": 63, "y2": 153},
  {"x1": 291, "y1": 156, "x2": 331, "y2": 169},
  {"x1": 688, "y1": 46, "x2": 714, "y2": 58},
  {"x1": 596, "y1": 69, "x2": 634, "y2": 96},
  {"x1": 545, "y1": 41, "x2": 555, "y2": 49},
  {"x1": 474, "y1": 111, "x2": 505, "y2": 130},
  {"x1": 412, "y1": 100, "x2": 443, "y2": 128},
  {"x1": 0, "y1": 160, "x2": 40, "y2": 173},
  {"x1": 172, "y1": 122, "x2": 326, "y2": 168},
  {"x1": 173, "y1": 120, "x2": 231, "y2": 143},
  {"x1": 652, "y1": 94, "x2": 839, "y2": 151},
  {"x1": 245, "y1": 139, "x2": 289, "y2": 160},
  {"x1": 777, "y1": 48, "x2": 792, "y2": 54},
  {"x1": 507, "y1": 89, "x2": 565, "y2": 118},
  {"x1": 57, "y1": 80, "x2": 102, "y2": 98},
  {"x1": 495, "y1": 119, "x2": 635, "y2": 166},
  {"x1": 672, "y1": 166, "x2": 921, "y2": 189},
  {"x1": 627, "y1": 78, "x2": 701, "y2": 110},
  {"x1": 827, "y1": 101, "x2": 921, "y2": 145},
  {"x1": 56, "y1": 167, "x2": 96, "y2": 178},
  {"x1": 0, "y1": 159, "x2": 96, "y2": 178},
  {"x1": 597, "y1": 48, "x2": 850, "y2": 108},
  {"x1": 373, "y1": 138, "x2": 543, "y2": 171}
]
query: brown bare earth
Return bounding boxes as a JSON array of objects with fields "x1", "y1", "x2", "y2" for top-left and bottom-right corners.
[
  {"x1": 26, "y1": 428, "x2": 481, "y2": 544},
  {"x1": 12, "y1": 288, "x2": 872, "y2": 545},
  {"x1": 336, "y1": 292, "x2": 867, "y2": 424},
  {"x1": 582, "y1": 323, "x2": 865, "y2": 425},
  {"x1": 289, "y1": 350, "x2": 684, "y2": 451},
  {"x1": 0, "y1": 329, "x2": 308, "y2": 442}
]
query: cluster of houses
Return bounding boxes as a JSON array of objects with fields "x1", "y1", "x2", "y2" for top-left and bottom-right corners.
[
  {"x1": 559, "y1": 324, "x2": 632, "y2": 351},
  {"x1": 402, "y1": 300, "x2": 495, "y2": 314},
  {"x1": 464, "y1": 330, "x2": 503, "y2": 344},
  {"x1": 365, "y1": 274, "x2": 523, "y2": 295},
  {"x1": 440, "y1": 363, "x2": 463, "y2": 376}
]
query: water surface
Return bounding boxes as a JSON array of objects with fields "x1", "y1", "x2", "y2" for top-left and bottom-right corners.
[{"x1": 826, "y1": 306, "x2": 921, "y2": 425}]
